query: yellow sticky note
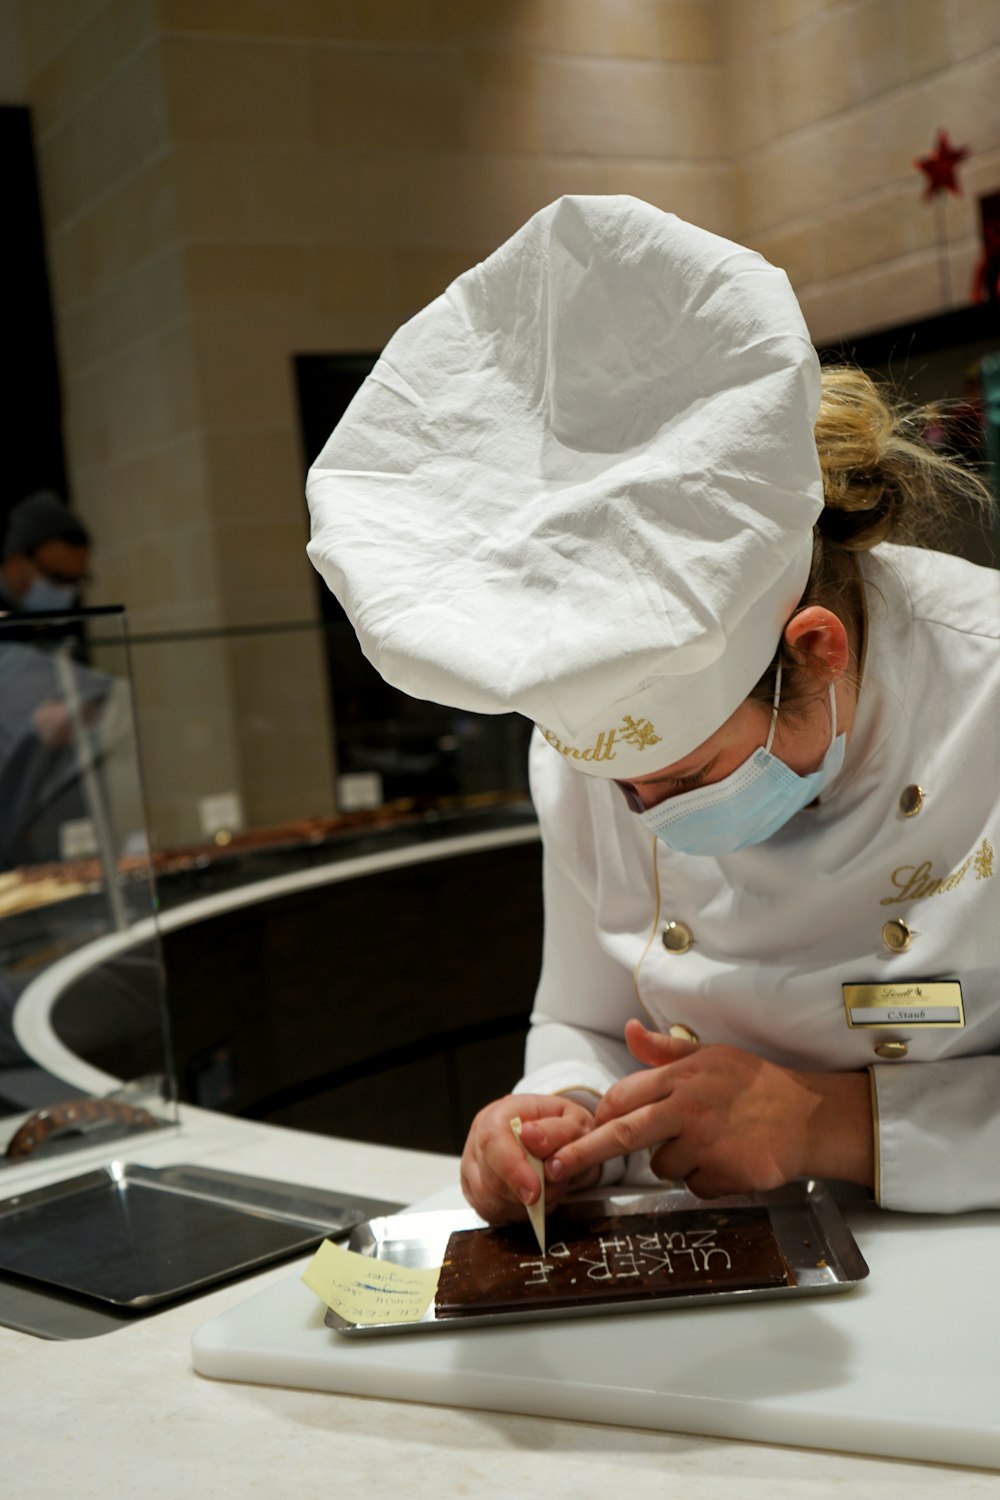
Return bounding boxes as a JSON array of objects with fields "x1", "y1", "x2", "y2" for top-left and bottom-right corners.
[{"x1": 301, "y1": 1239, "x2": 440, "y2": 1326}]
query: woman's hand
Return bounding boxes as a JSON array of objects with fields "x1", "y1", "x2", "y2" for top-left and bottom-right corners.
[
  {"x1": 461, "y1": 1093, "x2": 600, "y2": 1224},
  {"x1": 544, "y1": 1019, "x2": 874, "y2": 1198}
]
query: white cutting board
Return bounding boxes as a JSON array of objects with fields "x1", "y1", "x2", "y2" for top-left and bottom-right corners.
[{"x1": 192, "y1": 1189, "x2": 1000, "y2": 1469}]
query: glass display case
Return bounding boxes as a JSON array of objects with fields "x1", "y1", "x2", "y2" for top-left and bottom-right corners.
[
  {"x1": 0, "y1": 604, "x2": 539, "y2": 1168},
  {"x1": 0, "y1": 605, "x2": 177, "y2": 1171}
]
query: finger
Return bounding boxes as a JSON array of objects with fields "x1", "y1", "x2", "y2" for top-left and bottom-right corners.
[
  {"x1": 546, "y1": 1104, "x2": 680, "y2": 1183},
  {"x1": 460, "y1": 1160, "x2": 522, "y2": 1223},
  {"x1": 594, "y1": 1068, "x2": 676, "y2": 1127},
  {"x1": 625, "y1": 1018, "x2": 700, "y2": 1068},
  {"x1": 518, "y1": 1113, "x2": 591, "y2": 1159},
  {"x1": 476, "y1": 1121, "x2": 548, "y2": 1206},
  {"x1": 647, "y1": 1137, "x2": 698, "y2": 1183}
]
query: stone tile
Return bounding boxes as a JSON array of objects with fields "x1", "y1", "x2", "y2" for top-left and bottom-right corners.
[
  {"x1": 34, "y1": 116, "x2": 87, "y2": 228},
  {"x1": 432, "y1": 0, "x2": 552, "y2": 51},
  {"x1": 925, "y1": 50, "x2": 1000, "y2": 155},
  {"x1": 747, "y1": 222, "x2": 818, "y2": 285},
  {"x1": 459, "y1": 51, "x2": 545, "y2": 154},
  {"x1": 723, "y1": 52, "x2": 777, "y2": 156},
  {"x1": 202, "y1": 427, "x2": 306, "y2": 529},
  {"x1": 768, "y1": 8, "x2": 856, "y2": 133},
  {"x1": 160, "y1": 34, "x2": 309, "y2": 146},
  {"x1": 947, "y1": 0, "x2": 1000, "y2": 60},
  {"x1": 813, "y1": 192, "x2": 912, "y2": 280},
  {"x1": 186, "y1": 243, "x2": 311, "y2": 316},
  {"x1": 310, "y1": 244, "x2": 398, "y2": 314},
  {"x1": 58, "y1": 258, "x2": 164, "y2": 373},
  {"x1": 849, "y1": 249, "x2": 945, "y2": 334},
  {"x1": 532, "y1": 155, "x2": 603, "y2": 203},
  {"x1": 767, "y1": 0, "x2": 831, "y2": 34},
  {"x1": 591, "y1": 158, "x2": 733, "y2": 234},
  {"x1": 541, "y1": 55, "x2": 724, "y2": 158},
  {"x1": 654, "y1": 0, "x2": 719, "y2": 63},
  {"x1": 287, "y1": 148, "x2": 413, "y2": 247},
  {"x1": 74, "y1": 42, "x2": 169, "y2": 204},
  {"x1": 15, "y1": 0, "x2": 103, "y2": 76},
  {"x1": 390, "y1": 246, "x2": 486, "y2": 317},
  {"x1": 795, "y1": 278, "x2": 862, "y2": 347},
  {"x1": 396, "y1": 150, "x2": 554, "y2": 247},
  {"x1": 159, "y1": 0, "x2": 292, "y2": 35},
  {"x1": 188, "y1": 316, "x2": 303, "y2": 430},
  {"x1": 73, "y1": 159, "x2": 178, "y2": 298},
  {"x1": 849, "y1": 0, "x2": 905, "y2": 104},
  {"x1": 896, "y1": 0, "x2": 951, "y2": 81},
  {"x1": 172, "y1": 144, "x2": 252, "y2": 240},
  {"x1": 309, "y1": 45, "x2": 464, "y2": 152},
  {"x1": 719, "y1": 0, "x2": 770, "y2": 60},
  {"x1": 215, "y1": 519, "x2": 320, "y2": 626}
]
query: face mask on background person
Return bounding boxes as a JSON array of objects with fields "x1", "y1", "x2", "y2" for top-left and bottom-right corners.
[
  {"x1": 18, "y1": 576, "x2": 79, "y2": 613},
  {"x1": 636, "y1": 665, "x2": 847, "y2": 856}
]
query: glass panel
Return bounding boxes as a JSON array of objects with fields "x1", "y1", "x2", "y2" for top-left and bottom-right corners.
[
  {"x1": 0, "y1": 606, "x2": 177, "y2": 1169},
  {"x1": 85, "y1": 619, "x2": 533, "y2": 875}
]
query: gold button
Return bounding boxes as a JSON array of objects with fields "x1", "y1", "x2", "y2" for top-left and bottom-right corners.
[
  {"x1": 669, "y1": 1023, "x2": 700, "y2": 1043},
  {"x1": 899, "y1": 785, "x2": 924, "y2": 817},
  {"x1": 874, "y1": 1040, "x2": 909, "y2": 1060},
  {"x1": 881, "y1": 919, "x2": 912, "y2": 953},
  {"x1": 662, "y1": 920, "x2": 693, "y2": 954}
]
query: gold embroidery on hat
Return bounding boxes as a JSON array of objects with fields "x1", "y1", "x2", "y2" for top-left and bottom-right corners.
[
  {"x1": 620, "y1": 716, "x2": 662, "y2": 751},
  {"x1": 539, "y1": 715, "x2": 661, "y2": 764},
  {"x1": 974, "y1": 838, "x2": 994, "y2": 880},
  {"x1": 880, "y1": 839, "x2": 994, "y2": 905},
  {"x1": 540, "y1": 727, "x2": 618, "y2": 763}
]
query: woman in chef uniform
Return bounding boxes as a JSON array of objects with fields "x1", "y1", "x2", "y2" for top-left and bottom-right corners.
[{"x1": 307, "y1": 196, "x2": 999, "y2": 1218}]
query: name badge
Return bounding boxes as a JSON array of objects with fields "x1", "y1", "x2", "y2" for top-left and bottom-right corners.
[{"x1": 842, "y1": 981, "x2": 965, "y2": 1029}]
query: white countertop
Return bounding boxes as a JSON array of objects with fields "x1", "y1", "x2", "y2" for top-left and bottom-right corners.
[{"x1": 3, "y1": 1110, "x2": 999, "y2": 1499}]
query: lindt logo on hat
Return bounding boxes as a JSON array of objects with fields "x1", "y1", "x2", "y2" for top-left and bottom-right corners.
[{"x1": 540, "y1": 716, "x2": 662, "y2": 764}]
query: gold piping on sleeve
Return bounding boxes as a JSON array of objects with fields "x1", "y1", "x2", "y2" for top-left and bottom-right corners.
[
  {"x1": 631, "y1": 835, "x2": 660, "y2": 1025},
  {"x1": 867, "y1": 1064, "x2": 881, "y2": 1205}
]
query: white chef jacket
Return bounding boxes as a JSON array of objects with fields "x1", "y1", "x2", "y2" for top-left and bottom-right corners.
[{"x1": 516, "y1": 543, "x2": 1000, "y2": 1213}]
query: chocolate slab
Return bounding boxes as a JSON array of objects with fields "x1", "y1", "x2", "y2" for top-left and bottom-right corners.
[{"x1": 435, "y1": 1206, "x2": 791, "y2": 1318}]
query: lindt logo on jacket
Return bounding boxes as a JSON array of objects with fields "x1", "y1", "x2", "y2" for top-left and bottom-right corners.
[{"x1": 881, "y1": 838, "x2": 994, "y2": 905}]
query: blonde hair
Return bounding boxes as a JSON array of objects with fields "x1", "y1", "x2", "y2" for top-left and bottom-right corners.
[
  {"x1": 752, "y1": 364, "x2": 994, "y2": 710},
  {"x1": 813, "y1": 364, "x2": 993, "y2": 552}
]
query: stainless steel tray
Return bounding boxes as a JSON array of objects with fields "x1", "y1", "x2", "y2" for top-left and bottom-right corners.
[
  {"x1": 325, "y1": 1180, "x2": 869, "y2": 1336},
  {"x1": 0, "y1": 1161, "x2": 402, "y2": 1311}
]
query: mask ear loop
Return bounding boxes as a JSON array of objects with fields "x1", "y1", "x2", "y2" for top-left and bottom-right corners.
[{"x1": 764, "y1": 662, "x2": 782, "y2": 753}]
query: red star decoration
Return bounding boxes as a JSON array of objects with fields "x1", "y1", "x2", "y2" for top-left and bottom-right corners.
[{"x1": 914, "y1": 129, "x2": 970, "y2": 199}]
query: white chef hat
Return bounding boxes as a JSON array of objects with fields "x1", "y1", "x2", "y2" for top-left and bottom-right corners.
[{"x1": 307, "y1": 196, "x2": 824, "y2": 780}]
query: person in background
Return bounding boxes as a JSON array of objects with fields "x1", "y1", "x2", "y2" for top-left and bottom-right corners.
[
  {"x1": 306, "y1": 196, "x2": 999, "y2": 1219},
  {"x1": 0, "y1": 490, "x2": 104, "y2": 867},
  {"x1": 0, "y1": 490, "x2": 90, "y2": 614}
]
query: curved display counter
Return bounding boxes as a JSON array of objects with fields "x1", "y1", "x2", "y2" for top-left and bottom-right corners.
[{"x1": 12, "y1": 808, "x2": 542, "y2": 1158}]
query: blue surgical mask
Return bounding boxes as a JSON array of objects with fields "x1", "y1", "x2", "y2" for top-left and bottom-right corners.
[
  {"x1": 19, "y1": 577, "x2": 79, "y2": 613},
  {"x1": 637, "y1": 665, "x2": 846, "y2": 856}
]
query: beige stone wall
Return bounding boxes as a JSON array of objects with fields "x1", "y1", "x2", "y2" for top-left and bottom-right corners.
[
  {"x1": 14, "y1": 0, "x2": 1000, "y2": 843},
  {"x1": 726, "y1": 0, "x2": 1000, "y2": 344}
]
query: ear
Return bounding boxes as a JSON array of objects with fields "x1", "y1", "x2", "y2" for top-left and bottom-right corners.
[{"x1": 783, "y1": 606, "x2": 850, "y2": 679}]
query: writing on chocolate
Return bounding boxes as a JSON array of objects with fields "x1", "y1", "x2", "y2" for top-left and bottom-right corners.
[{"x1": 517, "y1": 1227, "x2": 732, "y2": 1288}]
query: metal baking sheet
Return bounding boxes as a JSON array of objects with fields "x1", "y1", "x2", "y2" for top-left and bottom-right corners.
[
  {"x1": 0, "y1": 1161, "x2": 402, "y2": 1311},
  {"x1": 325, "y1": 1180, "x2": 869, "y2": 1336}
]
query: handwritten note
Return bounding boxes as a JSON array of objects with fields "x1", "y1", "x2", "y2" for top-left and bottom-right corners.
[{"x1": 302, "y1": 1239, "x2": 440, "y2": 1326}]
